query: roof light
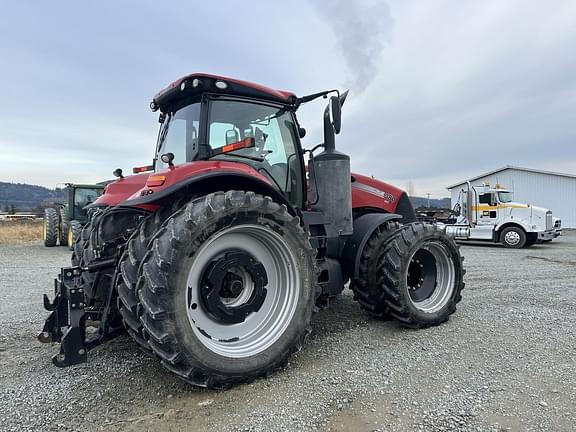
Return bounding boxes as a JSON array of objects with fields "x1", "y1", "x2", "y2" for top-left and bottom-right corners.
[
  {"x1": 133, "y1": 165, "x2": 154, "y2": 174},
  {"x1": 192, "y1": 78, "x2": 200, "y2": 87},
  {"x1": 215, "y1": 80, "x2": 228, "y2": 90},
  {"x1": 180, "y1": 81, "x2": 187, "y2": 91}
]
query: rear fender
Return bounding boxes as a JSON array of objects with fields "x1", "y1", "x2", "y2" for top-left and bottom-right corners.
[
  {"x1": 120, "y1": 172, "x2": 296, "y2": 216},
  {"x1": 341, "y1": 213, "x2": 402, "y2": 280}
]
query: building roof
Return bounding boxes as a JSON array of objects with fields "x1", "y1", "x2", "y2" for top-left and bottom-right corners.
[{"x1": 447, "y1": 165, "x2": 576, "y2": 189}]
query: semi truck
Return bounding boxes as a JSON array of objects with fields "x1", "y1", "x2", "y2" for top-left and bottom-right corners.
[{"x1": 445, "y1": 183, "x2": 560, "y2": 248}]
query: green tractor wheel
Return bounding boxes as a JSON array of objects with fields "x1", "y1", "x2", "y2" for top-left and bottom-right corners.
[
  {"x1": 59, "y1": 207, "x2": 69, "y2": 246},
  {"x1": 43, "y1": 208, "x2": 59, "y2": 247}
]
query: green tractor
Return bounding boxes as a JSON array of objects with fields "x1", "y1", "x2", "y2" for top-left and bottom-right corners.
[{"x1": 43, "y1": 184, "x2": 104, "y2": 249}]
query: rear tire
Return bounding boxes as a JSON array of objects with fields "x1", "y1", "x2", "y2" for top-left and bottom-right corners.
[
  {"x1": 59, "y1": 207, "x2": 69, "y2": 246},
  {"x1": 373, "y1": 223, "x2": 465, "y2": 328},
  {"x1": 117, "y1": 208, "x2": 179, "y2": 351},
  {"x1": 500, "y1": 226, "x2": 526, "y2": 248},
  {"x1": 135, "y1": 191, "x2": 316, "y2": 388},
  {"x1": 43, "y1": 208, "x2": 58, "y2": 247}
]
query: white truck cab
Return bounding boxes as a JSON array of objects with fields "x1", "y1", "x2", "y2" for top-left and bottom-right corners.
[{"x1": 451, "y1": 183, "x2": 559, "y2": 248}]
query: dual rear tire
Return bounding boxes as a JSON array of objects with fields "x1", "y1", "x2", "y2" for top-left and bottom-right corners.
[
  {"x1": 351, "y1": 222, "x2": 465, "y2": 328},
  {"x1": 117, "y1": 191, "x2": 316, "y2": 388}
]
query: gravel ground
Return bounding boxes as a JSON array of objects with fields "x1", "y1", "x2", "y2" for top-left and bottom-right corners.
[{"x1": 1, "y1": 233, "x2": 575, "y2": 432}]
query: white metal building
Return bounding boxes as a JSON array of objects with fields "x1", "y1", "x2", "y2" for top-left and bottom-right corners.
[{"x1": 447, "y1": 166, "x2": 576, "y2": 228}]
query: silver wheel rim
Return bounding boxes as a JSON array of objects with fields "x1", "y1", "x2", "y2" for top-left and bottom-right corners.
[
  {"x1": 186, "y1": 224, "x2": 301, "y2": 358},
  {"x1": 407, "y1": 241, "x2": 455, "y2": 313},
  {"x1": 504, "y1": 230, "x2": 520, "y2": 245}
]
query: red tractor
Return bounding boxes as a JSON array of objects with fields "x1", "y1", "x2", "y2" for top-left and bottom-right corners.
[{"x1": 39, "y1": 73, "x2": 465, "y2": 388}]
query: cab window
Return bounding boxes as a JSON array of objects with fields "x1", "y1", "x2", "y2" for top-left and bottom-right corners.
[
  {"x1": 478, "y1": 193, "x2": 493, "y2": 204},
  {"x1": 208, "y1": 99, "x2": 303, "y2": 207},
  {"x1": 157, "y1": 103, "x2": 200, "y2": 168}
]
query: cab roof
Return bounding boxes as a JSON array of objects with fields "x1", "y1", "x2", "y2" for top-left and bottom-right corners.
[{"x1": 151, "y1": 73, "x2": 296, "y2": 113}]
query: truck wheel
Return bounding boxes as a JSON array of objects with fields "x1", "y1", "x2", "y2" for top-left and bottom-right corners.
[
  {"x1": 500, "y1": 226, "x2": 526, "y2": 248},
  {"x1": 59, "y1": 207, "x2": 69, "y2": 246},
  {"x1": 378, "y1": 223, "x2": 465, "y2": 328},
  {"x1": 135, "y1": 191, "x2": 316, "y2": 388},
  {"x1": 43, "y1": 208, "x2": 59, "y2": 247},
  {"x1": 67, "y1": 220, "x2": 82, "y2": 251},
  {"x1": 350, "y1": 220, "x2": 401, "y2": 318}
]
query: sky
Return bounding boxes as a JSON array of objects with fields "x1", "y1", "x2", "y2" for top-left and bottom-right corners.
[{"x1": 1, "y1": 0, "x2": 575, "y2": 197}]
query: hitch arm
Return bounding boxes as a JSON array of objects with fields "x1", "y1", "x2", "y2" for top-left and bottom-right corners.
[{"x1": 38, "y1": 267, "x2": 88, "y2": 367}]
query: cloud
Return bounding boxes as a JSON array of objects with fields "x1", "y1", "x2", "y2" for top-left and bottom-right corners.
[{"x1": 0, "y1": 0, "x2": 575, "y2": 198}]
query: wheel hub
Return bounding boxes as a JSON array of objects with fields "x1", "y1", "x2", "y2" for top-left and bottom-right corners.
[
  {"x1": 407, "y1": 250, "x2": 438, "y2": 302},
  {"x1": 199, "y1": 250, "x2": 268, "y2": 324},
  {"x1": 406, "y1": 241, "x2": 456, "y2": 313},
  {"x1": 505, "y1": 231, "x2": 520, "y2": 245}
]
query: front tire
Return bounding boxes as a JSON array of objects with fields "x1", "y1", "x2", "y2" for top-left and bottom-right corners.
[
  {"x1": 500, "y1": 226, "x2": 526, "y2": 248},
  {"x1": 350, "y1": 220, "x2": 401, "y2": 318},
  {"x1": 135, "y1": 191, "x2": 316, "y2": 388},
  {"x1": 377, "y1": 223, "x2": 465, "y2": 328}
]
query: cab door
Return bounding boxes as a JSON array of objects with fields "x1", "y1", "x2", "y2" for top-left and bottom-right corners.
[{"x1": 477, "y1": 192, "x2": 499, "y2": 225}]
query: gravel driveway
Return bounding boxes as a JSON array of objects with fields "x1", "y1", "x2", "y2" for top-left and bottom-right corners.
[{"x1": 1, "y1": 233, "x2": 575, "y2": 432}]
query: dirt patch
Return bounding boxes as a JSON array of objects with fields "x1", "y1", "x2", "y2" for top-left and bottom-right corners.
[{"x1": 0, "y1": 220, "x2": 42, "y2": 245}]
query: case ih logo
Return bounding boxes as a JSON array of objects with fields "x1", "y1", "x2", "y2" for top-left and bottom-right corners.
[
  {"x1": 353, "y1": 183, "x2": 396, "y2": 203},
  {"x1": 382, "y1": 192, "x2": 395, "y2": 203}
]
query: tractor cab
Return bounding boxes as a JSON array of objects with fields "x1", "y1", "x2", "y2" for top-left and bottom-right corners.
[
  {"x1": 64, "y1": 183, "x2": 105, "y2": 223},
  {"x1": 153, "y1": 83, "x2": 306, "y2": 207}
]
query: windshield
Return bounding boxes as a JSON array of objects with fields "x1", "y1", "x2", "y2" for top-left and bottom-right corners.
[
  {"x1": 208, "y1": 99, "x2": 303, "y2": 206},
  {"x1": 157, "y1": 103, "x2": 201, "y2": 168},
  {"x1": 498, "y1": 191, "x2": 513, "y2": 203}
]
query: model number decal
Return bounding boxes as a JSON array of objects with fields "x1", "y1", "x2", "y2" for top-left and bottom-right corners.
[{"x1": 353, "y1": 183, "x2": 396, "y2": 203}]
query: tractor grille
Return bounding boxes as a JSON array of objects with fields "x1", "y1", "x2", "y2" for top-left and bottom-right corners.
[{"x1": 546, "y1": 212, "x2": 552, "y2": 230}]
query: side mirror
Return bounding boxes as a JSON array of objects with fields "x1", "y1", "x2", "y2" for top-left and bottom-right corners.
[
  {"x1": 330, "y1": 96, "x2": 342, "y2": 134},
  {"x1": 113, "y1": 168, "x2": 124, "y2": 179},
  {"x1": 331, "y1": 90, "x2": 349, "y2": 135}
]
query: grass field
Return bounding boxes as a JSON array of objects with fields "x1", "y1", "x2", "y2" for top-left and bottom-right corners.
[{"x1": 0, "y1": 220, "x2": 43, "y2": 245}]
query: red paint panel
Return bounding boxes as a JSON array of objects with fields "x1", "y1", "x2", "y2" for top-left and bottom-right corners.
[
  {"x1": 93, "y1": 172, "x2": 150, "y2": 207},
  {"x1": 351, "y1": 172, "x2": 405, "y2": 213},
  {"x1": 123, "y1": 160, "x2": 274, "y2": 202}
]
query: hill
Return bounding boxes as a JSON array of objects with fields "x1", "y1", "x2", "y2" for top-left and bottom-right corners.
[
  {"x1": 409, "y1": 196, "x2": 451, "y2": 209},
  {"x1": 0, "y1": 182, "x2": 65, "y2": 212},
  {"x1": 1, "y1": 180, "x2": 453, "y2": 213}
]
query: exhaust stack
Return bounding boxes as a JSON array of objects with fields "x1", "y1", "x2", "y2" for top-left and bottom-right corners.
[{"x1": 309, "y1": 92, "x2": 353, "y2": 236}]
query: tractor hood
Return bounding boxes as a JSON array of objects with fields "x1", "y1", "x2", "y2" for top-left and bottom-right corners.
[{"x1": 90, "y1": 171, "x2": 151, "y2": 208}]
